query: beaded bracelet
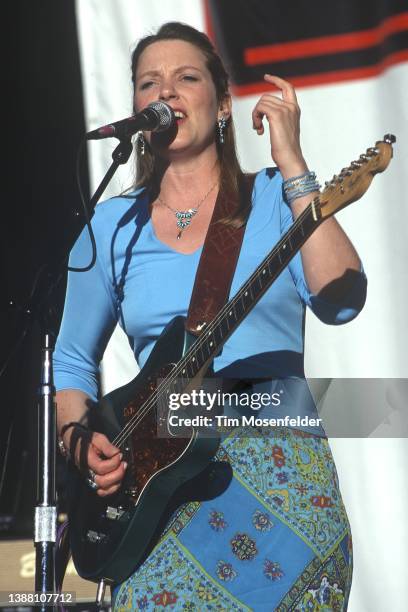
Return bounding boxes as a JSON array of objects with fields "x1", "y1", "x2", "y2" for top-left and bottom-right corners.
[
  {"x1": 284, "y1": 173, "x2": 319, "y2": 192},
  {"x1": 283, "y1": 171, "x2": 316, "y2": 189},
  {"x1": 283, "y1": 171, "x2": 320, "y2": 205}
]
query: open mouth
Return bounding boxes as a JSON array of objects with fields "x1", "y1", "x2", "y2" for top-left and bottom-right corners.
[{"x1": 174, "y1": 110, "x2": 187, "y2": 122}]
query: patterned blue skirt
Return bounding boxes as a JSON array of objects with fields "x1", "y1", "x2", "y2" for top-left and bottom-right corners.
[{"x1": 113, "y1": 427, "x2": 352, "y2": 611}]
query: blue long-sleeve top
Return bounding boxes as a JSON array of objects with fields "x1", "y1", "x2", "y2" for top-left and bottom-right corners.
[{"x1": 54, "y1": 168, "x2": 367, "y2": 402}]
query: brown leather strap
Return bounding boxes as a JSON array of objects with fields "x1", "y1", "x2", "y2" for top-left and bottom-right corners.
[{"x1": 186, "y1": 173, "x2": 255, "y2": 335}]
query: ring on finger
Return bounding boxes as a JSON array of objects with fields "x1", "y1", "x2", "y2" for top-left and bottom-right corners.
[{"x1": 86, "y1": 469, "x2": 98, "y2": 491}]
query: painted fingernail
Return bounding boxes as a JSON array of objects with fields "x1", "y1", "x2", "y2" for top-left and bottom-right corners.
[
  {"x1": 123, "y1": 462, "x2": 128, "y2": 470},
  {"x1": 119, "y1": 453, "x2": 123, "y2": 460}
]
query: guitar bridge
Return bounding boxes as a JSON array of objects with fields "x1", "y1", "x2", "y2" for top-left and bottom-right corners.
[{"x1": 105, "y1": 506, "x2": 125, "y2": 521}]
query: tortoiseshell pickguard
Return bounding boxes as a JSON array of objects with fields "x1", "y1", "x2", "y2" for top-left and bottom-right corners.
[{"x1": 122, "y1": 364, "x2": 192, "y2": 499}]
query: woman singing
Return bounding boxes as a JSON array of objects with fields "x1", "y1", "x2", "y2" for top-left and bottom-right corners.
[{"x1": 54, "y1": 22, "x2": 366, "y2": 611}]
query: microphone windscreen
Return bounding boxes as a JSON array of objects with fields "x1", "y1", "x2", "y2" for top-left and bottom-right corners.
[{"x1": 148, "y1": 101, "x2": 175, "y2": 132}]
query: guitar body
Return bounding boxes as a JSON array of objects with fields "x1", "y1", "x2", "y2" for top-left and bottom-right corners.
[{"x1": 68, "y1": 315, "x2": 220, "y2": 583}]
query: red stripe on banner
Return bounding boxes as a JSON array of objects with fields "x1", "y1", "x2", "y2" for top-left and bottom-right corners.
[
  {"x1": 244, "y1": 12, "x2": 408, "y2": 65},
  {"x1": 233, "y1": 49, "x2": 408, "y2": 95},
  {"x1": 203, "y1": 0, "x2": 216, "y2": 45}
]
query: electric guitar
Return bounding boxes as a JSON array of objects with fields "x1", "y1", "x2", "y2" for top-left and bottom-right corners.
[{"x1": 67, "y1": 135, "x2": 395, "y2": 583}]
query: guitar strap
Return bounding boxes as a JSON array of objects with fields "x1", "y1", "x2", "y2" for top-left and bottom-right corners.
[{"x1": 185, "y1": 172, "x2": 255, "y2": 335}]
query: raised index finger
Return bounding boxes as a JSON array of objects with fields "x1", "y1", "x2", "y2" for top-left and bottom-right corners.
[{"x1": 264, "y1": 74, "x2": 298, "y2": 104}]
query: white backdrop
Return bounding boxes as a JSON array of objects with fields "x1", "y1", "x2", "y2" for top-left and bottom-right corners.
[{"x1": 75, "y1": 1, "x2": 408, "y2": 609}]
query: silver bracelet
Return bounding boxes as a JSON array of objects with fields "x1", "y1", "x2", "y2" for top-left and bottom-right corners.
[
  {"x1": 283, "y1": 171, "x2": 316, "y2": 189},
  {"x1": 283, "y1": 171, "x2": 320, "y2": 205},
  {"x1": 57, "y1": 437, "x2": 69, "y2": 459}
]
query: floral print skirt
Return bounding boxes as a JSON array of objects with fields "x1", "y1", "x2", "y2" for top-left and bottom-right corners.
[{"x1": 113, "y1": 427, "x2": 352, "y2": 611}]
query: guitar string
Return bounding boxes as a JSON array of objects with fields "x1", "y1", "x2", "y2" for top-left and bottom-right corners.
[{"x1": 111, "y1": 199, "x2": 319, "y2": 449}]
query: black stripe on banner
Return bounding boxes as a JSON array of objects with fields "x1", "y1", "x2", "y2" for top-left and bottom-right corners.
[{"x1": 205, "y1": 0, "x2": 408, "y2": 93}]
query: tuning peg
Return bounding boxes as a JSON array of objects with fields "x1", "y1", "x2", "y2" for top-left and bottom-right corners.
[
  {"x1": 359, "y1": 154, "x2": 370, "y2": 162},
  {"x1": 351, "y1": 160, "x2": 362, "y2": 168},
  {"x1": 383, "y1": 134, "x2": 396, "y2": 144},
  {"x1": 367, "y1": 147, "x2": 379, "y2": 155}
]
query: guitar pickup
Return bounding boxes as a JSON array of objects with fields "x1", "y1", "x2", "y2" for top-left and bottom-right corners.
[
  {"x1": 86, "y1": 530, "x2": 106, "y2": 543},
  {"x1": 105, "y1": 506, "x2": 125, "y2": 521}
]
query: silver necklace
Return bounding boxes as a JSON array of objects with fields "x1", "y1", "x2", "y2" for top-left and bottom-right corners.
[{"x1": 157, "y1": 181, "x2": 218, "y2": 239}]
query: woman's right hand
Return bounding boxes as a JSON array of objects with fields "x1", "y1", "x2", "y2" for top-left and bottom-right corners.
[{"x1": 64, "y1": 427, "x2": 128, "y2": 497}]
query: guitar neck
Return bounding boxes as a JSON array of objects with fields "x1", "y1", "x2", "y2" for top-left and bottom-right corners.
[
  {"x1": 114, "y1": 135, "x2": 395, "y2": 444},
  {"x1": 175, "y1": 197, "x2": 323, "y2": 381}
]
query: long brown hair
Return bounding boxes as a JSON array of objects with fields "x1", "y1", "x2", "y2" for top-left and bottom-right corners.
[{"x1": 130, "y1": 22, "x2": 250, "y2": 227}]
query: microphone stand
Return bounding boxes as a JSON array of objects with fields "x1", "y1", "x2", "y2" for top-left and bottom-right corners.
[{"x1": 33, "y1": 137, "x2": 133, "y2": 611}]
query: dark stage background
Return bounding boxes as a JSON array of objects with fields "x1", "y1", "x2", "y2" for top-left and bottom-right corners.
[{"x1": 1, "y1": 0, "x2": 88, "y2": 537}]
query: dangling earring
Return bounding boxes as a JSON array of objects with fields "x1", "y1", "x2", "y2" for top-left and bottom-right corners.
[
  {"x1": 217, "y1": 116, "x2": 227, "y2": 145},
  {"x1": 137, "y1": 131, "x2": 145, "y2": 156}
]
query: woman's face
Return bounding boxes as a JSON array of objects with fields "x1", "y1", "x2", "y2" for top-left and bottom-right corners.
[{"x1": 133, "y1": 39, "x2": 229, "y2": 158}]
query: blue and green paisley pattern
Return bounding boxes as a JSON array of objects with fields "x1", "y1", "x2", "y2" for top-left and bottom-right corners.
[{"x1": 114, "y1": 428, "x2": 352, "y2": 611}]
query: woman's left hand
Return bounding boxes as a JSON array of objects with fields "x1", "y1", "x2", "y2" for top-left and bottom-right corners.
[{"x1": 252, "y1": 74, "x2": 307, "y2": 178}]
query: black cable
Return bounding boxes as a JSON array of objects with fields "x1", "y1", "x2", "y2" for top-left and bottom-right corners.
[{"x1": 68, "y1": 138, "x2": 97, "y2": 272}]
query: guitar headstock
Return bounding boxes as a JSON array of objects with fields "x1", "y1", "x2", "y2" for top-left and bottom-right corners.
[{"x1": 319, "y1": 134, "x2": 395, "y2": 219}]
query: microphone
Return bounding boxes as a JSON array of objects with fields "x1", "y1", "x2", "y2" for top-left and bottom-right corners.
[{"x1": 86, "y1": 101, "x2": 175, "y2": 140}]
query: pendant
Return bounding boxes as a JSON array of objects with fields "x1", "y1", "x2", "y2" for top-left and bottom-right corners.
[{"x1": 174, "y1": 208, "x2": 197, "y2": 238}]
